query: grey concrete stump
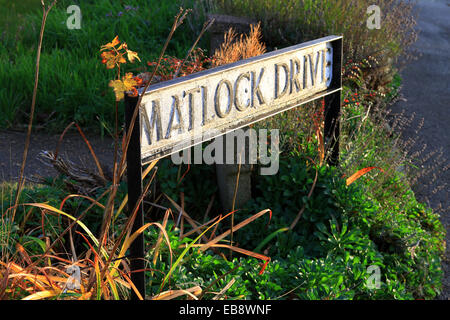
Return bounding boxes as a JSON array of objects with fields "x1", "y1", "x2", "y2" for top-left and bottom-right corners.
[{"x1": 208, "y1": 14, "x2": 256, "y2": 213}]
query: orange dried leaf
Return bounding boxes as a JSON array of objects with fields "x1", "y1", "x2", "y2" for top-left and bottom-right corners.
[
  {"x1": 126, "y1": 49, "x2": 141, "y2": 63},
  {"x1": 101, "y1": 36, "x2": 120, "y2": 51},
  {"x1": 346, "y1": 167, "x2": 384, "y2": 186},
  {"x1": 100, "y1": 49, "x2": 127, "y2": 69},
  {"x1": 22, "y1": 289, "x2": 62, "y2": 300},
  {"x1": 100, "y1": 51, "x2": 117, "y2": 69},
  {"x1": 122, "y1": 72, "x2": 139, "y2": 89},
  {"x1": 118, "y1": 55, "x2": 127, "y2": 65},
  {"x1": 108, "y1": 80, "x2": 125, "y2": 101}
]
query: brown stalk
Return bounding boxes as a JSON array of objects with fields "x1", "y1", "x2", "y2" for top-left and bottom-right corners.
[
  {"x1": 151, "y1": 285, "x2": 202, "y2": 300},
  {"x1": 53, "y1": 121, "x2": 75, "y2": 160},
  {"x1": 74, "y1": 123, "x2": 106, "y2": 181},
  {"x1": 203, "y1": 194, "x2": 215, "y2": 222},
  {"x1": 165, "y1": 193, "x2": 211, "y2": 244},
  {"x1": 198, "y1": 263, "x2": 241, "y2": 299},
  {"x1": 180, "y1": 215, "x2": 220, "y2": 240},
  {"x1": 230, "y1": 149, "x2": 244, "y2": 255},
  {"x1": 152, "y1": 209, "x2": 171, "y2": 266},
  {"x1": 173, "y1": 18, "x2": 215, "y2": 78},
  {"x1": 95, "y1": 166, "x2": 159, "y2": 293},
  {"x1": 200, "y1": 209, "x2": 272, "y2": 252},
  {"x1": 117, "y1": 8, "x2": 190, "y2": 180},
  {"x1": 208, "y1": 214, "x2": 222, "y2": 242},
  {"x1": 96, "y1": 9, "x2": 190, "y2": 254},
  {"x1": 289, "y1": 167, "x2": 319, "y2": 230},
  {"x1": 179, "y1": 192, "x2": 185, "y2": 238},
  {"x1": 212, "y1": 278, "x2": 235, "y2": 300},
  {"x1": 12, "y1": 0, "x2": 57, "y2": 224}
]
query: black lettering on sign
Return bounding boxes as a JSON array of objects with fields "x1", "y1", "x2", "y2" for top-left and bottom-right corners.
[
  {"x1": 290, "y1": 58, "x2": 302, "y2": 94},
  {"x1": 251, "y1": 67, "x2": 266, "y2": 107},
  {"x1": 274, "y1": 63, "x2": 289, "y2": 100},
  {"x1": 215, "y1": 79, "x2": 233, "y2": 118},
  {"x1": 166, "y1": 95, "x2": 184, "y2": 139},
  {"x1": 308, "y1": 50, "x2": 324, "y2": 87},
  {"x1": 183, "y1": 87, "x2": 200, "y2": 131},
  {"x1": 201, "y1": 86, "x2": 213, "y2": 126},
  {"x1": 303, "y1": 55, "x2": 308, "y2": 89},
  {"x1": 234, "y1": 72, "x2": 251, "y2": 111},
  {"x1": 141, "y1": 100, "x2": 163, "y2": 145},
  {"x1": 322, "y1": 49, "x2": 327, "y2": 84}
]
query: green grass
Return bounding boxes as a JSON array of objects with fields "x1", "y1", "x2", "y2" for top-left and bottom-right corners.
[
  {"x1": 0, "y1": 0, "x2": 199, "y2": 132},
  {"x1": 0, "y1": 0, "x2": 42, "y2": 31}
]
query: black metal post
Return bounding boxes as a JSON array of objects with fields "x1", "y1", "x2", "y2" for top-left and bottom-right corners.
[
  {"x1": 324, "y1": 91, "x2": 341, "y2": 166},
  {"x1": 324, "y1": 37, "x2": 343, "y2": 166},
  {"x1": 124, "y1": 95, "x2": 146, "y2": 300}
]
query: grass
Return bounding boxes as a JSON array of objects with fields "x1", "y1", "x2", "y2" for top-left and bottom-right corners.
[
  {"x1": 0, "y1": 0, "x2": 42, "y2": 31},
  {"x1": 0, "y1": 0, "x2": 200, "y2": 132}
]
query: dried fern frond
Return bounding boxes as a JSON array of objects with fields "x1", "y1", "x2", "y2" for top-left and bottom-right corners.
[
  {"x1": 242, "y1": 23, "x2": 266, "y2": 59},
  {"x1": 212, "y1": 22, "x2": 266, "y2": 67}
]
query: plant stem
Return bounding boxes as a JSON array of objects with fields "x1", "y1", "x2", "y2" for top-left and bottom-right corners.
[{"x1": 12, "y1": 0, "x2": 57, "y2": 224}]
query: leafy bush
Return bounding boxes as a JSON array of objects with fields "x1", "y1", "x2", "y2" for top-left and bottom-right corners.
[{"x1": 143, "y1": 148, "x2": 444, "y2": 300}]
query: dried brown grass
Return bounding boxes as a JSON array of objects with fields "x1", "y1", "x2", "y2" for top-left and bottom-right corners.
[{"x1": 212, "y1": 23, "x2": 266, "y2": 67}]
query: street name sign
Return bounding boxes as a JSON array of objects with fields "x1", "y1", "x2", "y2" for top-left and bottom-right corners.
[
  {"x1": 132, "y1": 35, "x2": 342, "y2": 164},
  {"x1": 124, "y1": 35, "x2": 343, "y2": 300}
]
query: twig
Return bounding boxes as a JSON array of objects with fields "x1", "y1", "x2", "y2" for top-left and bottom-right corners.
[
  {"x1": 173, "y1": 18, "x2": 215, "y2": 78},
  {"x1": 289, "y1": 167, "x2": 319, "y2": 230},
  {"x1": 212, "y1": 278, "x2": 236, "y2": 300},
  {"x1": 12, "y1": 0, "x2": 57, "y2": 224},
  {"x1": 117, "y1": 8, "x2": 190, "y2": 180}
]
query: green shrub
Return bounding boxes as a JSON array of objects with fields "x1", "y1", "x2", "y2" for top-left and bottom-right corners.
[{"x1": 143, "y1": 150, "x2": 444, "y2": 300}]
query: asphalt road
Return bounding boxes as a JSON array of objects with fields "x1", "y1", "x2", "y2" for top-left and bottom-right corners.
[
  {"x1": 0, "y1": 130, "x2": 115, "y2": 182},
  {"x1": 390, "y1": 0, "x2": 450, "y2": 299}
]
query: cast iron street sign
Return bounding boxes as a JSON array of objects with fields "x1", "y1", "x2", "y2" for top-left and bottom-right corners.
[
  {"x1": 124, "y1": 35, "x2": 343, "y2": 299},
  {"x1": 137, "y1": 35, "x2": 341, "y2": 164}
]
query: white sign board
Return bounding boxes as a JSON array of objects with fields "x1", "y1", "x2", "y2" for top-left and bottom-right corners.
[{"x1": 138, "y1": 35, "x2": 342, "y2": 164}]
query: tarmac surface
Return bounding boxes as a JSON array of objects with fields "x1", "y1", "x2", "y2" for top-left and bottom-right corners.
[{"x1": 389, "y1": 0, "x2": 449, "y2": 299}]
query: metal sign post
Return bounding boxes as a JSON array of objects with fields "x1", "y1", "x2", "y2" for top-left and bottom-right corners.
[
  {"x1": 124, "y1": 94, "x2": 146, "y2": 300},
  {"x1": 123, "y1": 35, "x2": 343, "y2": 300},
  {"x1": 324, "y1": 37, "x2": 342, "y2": 166}
]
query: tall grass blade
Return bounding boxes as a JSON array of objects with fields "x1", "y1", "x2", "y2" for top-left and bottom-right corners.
[
  {"x1": 346, "y1": 166, "x2": 384, "y2": 186},
  {"x1": 22, "y1": 289, "x2": 61, "y2": 300},
  {"x1": 254, "y1": 227, "x2": 289, "y2": 253},
  {"x1": 19, "y1": 203, "x2": 108, "y2": 259},
  {"x1": 159, "y1": 211, "x2": 237, "y2": 292},
  {"x1": 199, "y1": 209, "x2": 272, "y2": 252},
  {"x1": 152, "y1": 286, "x2": 202, "y2": 300}
]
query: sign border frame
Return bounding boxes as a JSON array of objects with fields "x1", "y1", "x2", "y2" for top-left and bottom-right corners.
[{"x1": 124, "y1": 35, "x2": 343, "y2": 300}]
